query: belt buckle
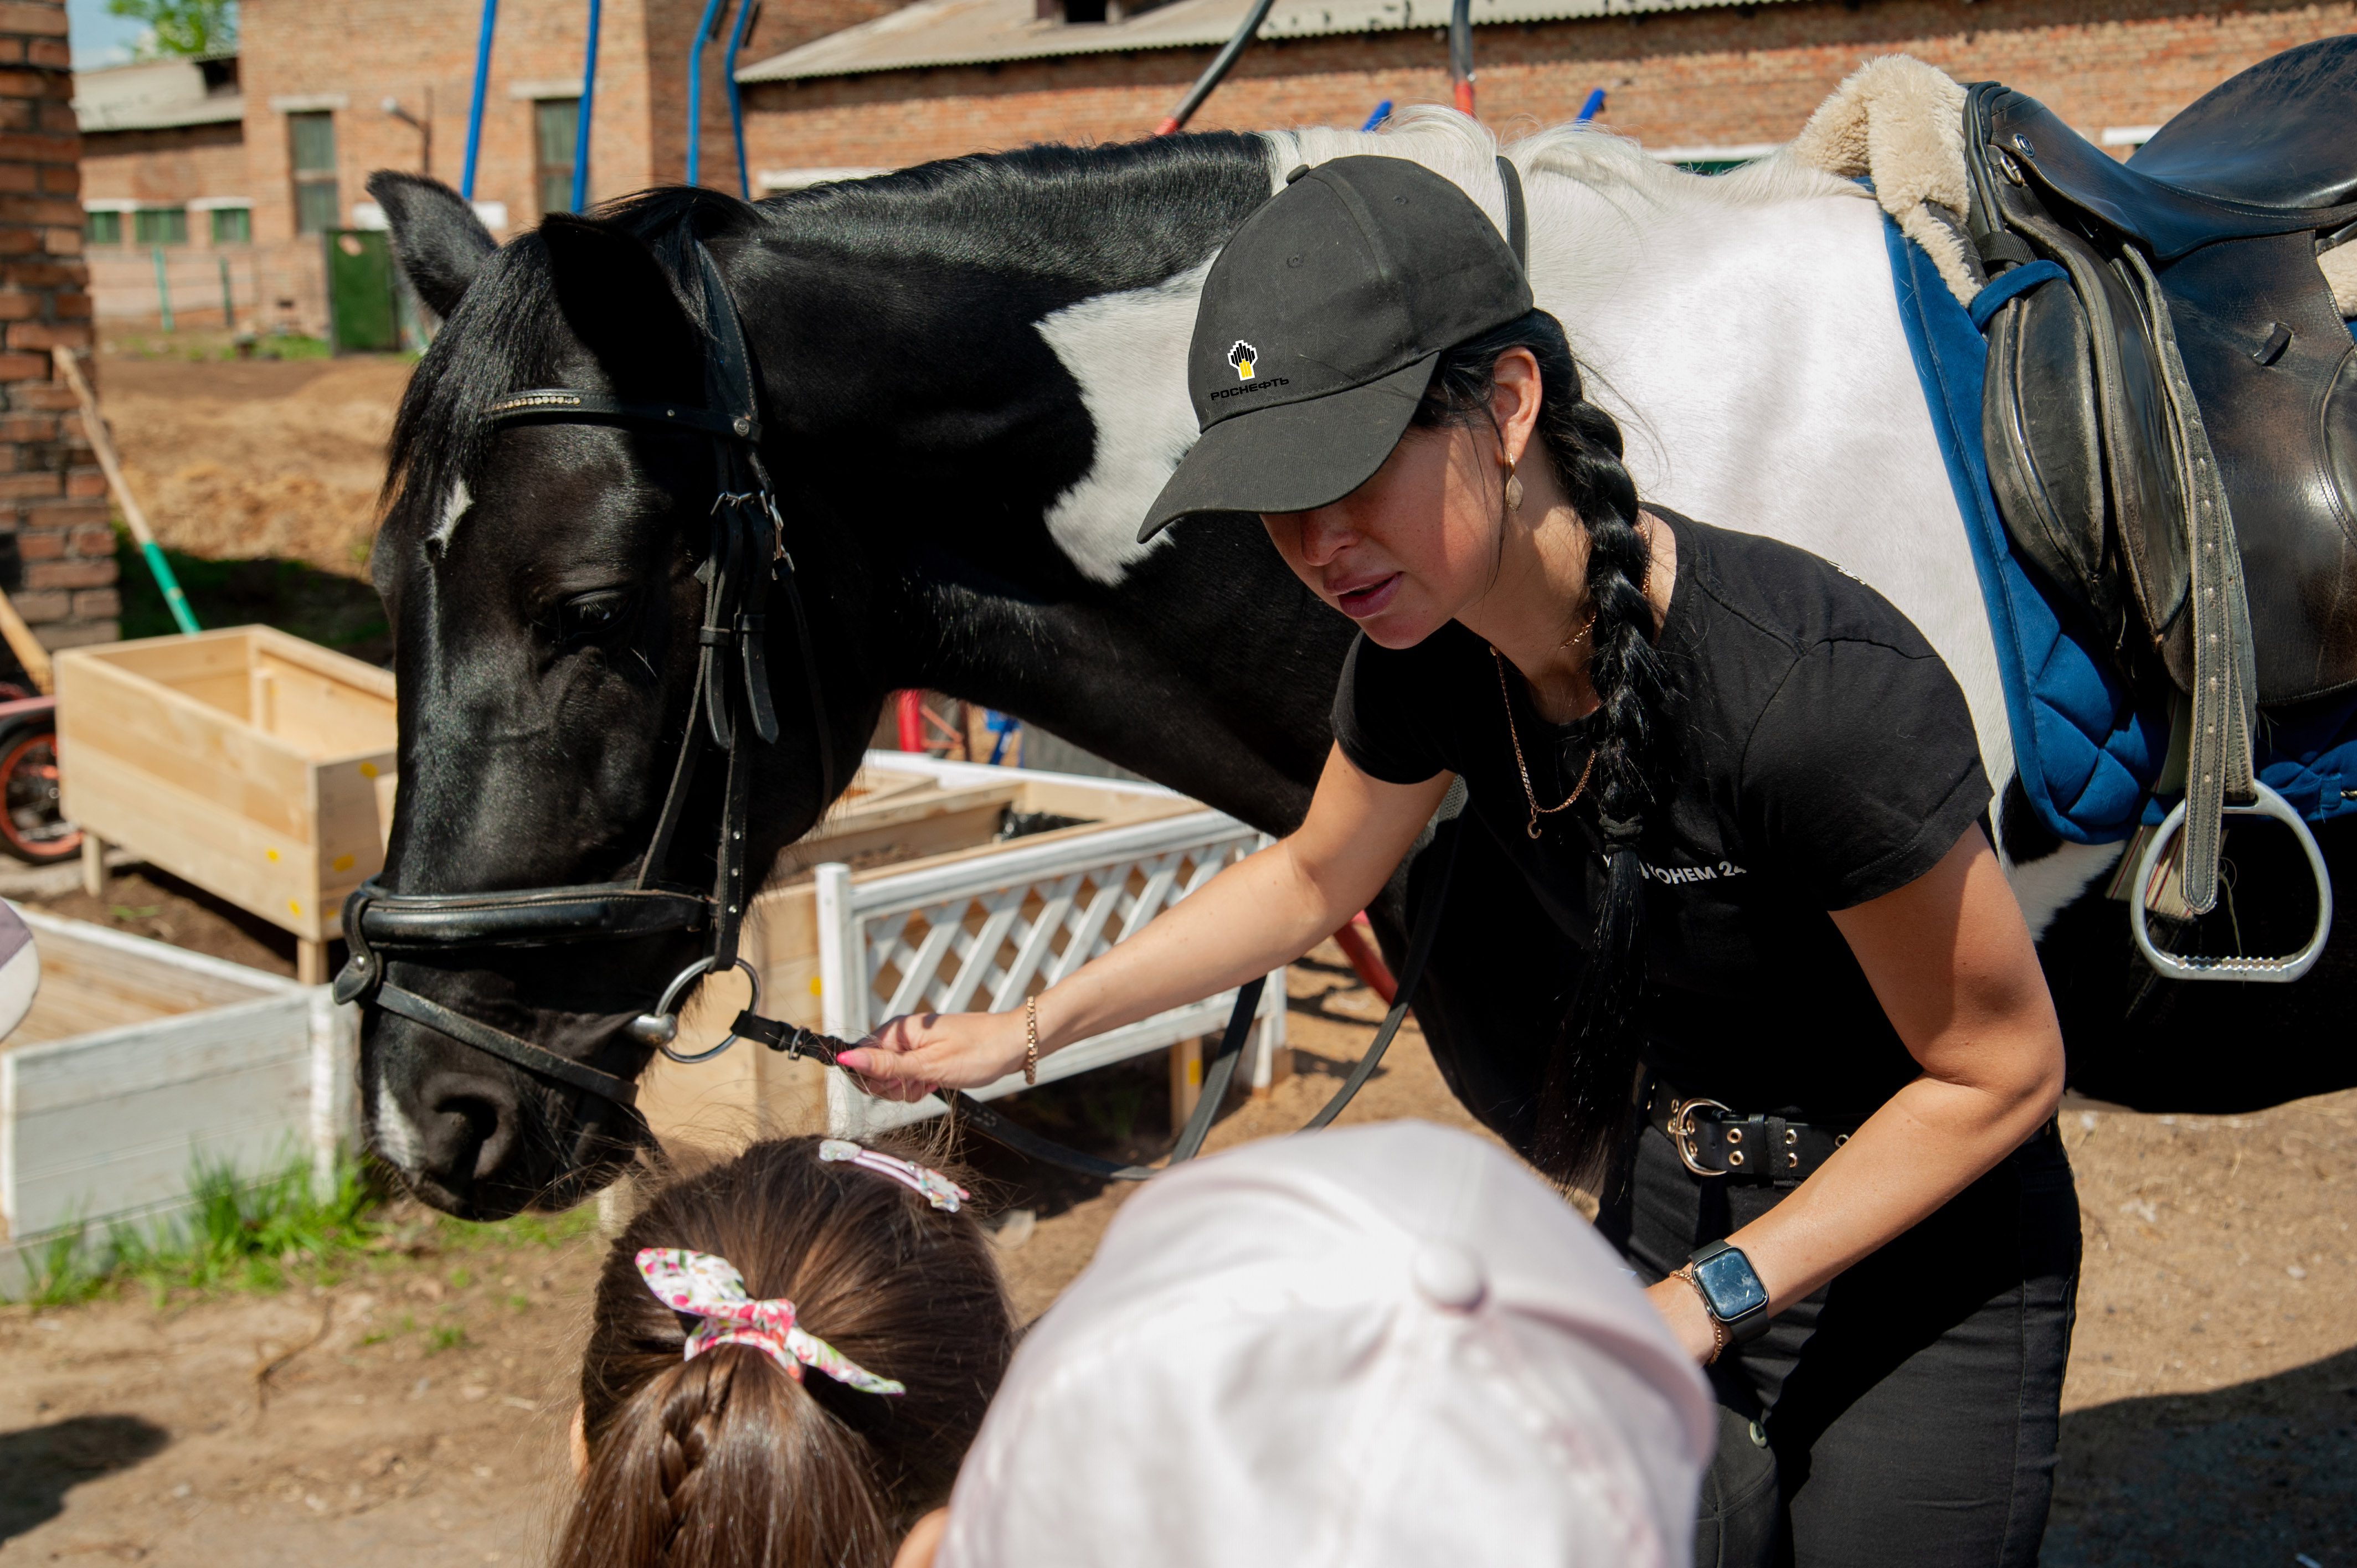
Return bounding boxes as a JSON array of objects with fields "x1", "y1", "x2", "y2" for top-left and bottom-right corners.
[{"x1": 1669, "y1": 1097, "x2": 1733, "y2": 1177}]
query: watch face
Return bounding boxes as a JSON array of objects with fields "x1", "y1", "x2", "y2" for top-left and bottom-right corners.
[{"x1": 1694, "y1": 1249, "x2": 1768, "y2": 1320}]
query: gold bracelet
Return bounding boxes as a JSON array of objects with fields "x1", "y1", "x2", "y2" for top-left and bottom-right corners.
[
  {"x1": 1675, "y1": 1263, "x2": 1728, "y2": 1366},
  {"x1": 1023, "y1": 996, "x2": 1039, "y2": 1086}
]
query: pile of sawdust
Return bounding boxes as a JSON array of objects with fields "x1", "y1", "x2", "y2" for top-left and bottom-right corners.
[{"x1": 102, "y1": 359, "x2": 413, "y2": 580}]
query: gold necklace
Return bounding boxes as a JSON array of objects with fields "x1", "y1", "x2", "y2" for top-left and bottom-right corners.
[{"x1": 1493, "y1": 648, "x2": 1594, "y2": 839}]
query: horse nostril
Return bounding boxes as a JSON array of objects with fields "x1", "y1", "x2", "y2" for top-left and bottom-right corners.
[{"x1": 418, "y1": 1074, "x2": 521, "y2": 1185}]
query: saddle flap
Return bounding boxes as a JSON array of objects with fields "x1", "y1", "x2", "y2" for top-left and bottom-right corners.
[
  {"x1": 1986, "y1": 179, "x2": 2193, "y2": 679},
  {"x1": 1981, "y1": 270, "x2": 2118, "y2": 638}
]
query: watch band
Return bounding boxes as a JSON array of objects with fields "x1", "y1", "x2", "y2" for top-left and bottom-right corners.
[{"x1": 1672, "y1": 1262, "x2": 1730, "y2": 1365}]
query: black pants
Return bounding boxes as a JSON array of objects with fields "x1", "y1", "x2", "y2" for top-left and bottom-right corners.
[{"x1": 1612, "y1": 1122, "x2": 2081, "y2": 1568}]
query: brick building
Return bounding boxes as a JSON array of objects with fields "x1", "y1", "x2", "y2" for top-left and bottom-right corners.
[
  {"x1": 76, "y1": 0, "x2": 900, "y2": 336},
  {"x1": 70, "y1": 0, "x2": 2357, "y2": 333},
  {"x1": 2, "y1": 0, "x2": 113, "y2": 652},
  {"x1": 736, "y1": 0, "x2": 2357, "y2": 180}
]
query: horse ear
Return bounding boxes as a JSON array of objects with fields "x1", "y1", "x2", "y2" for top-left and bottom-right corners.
[
  {"x1": 368, "y1": 171, "x2": 496, "y2": 319},
  {"x1": 539, "y1": 212, "x2": 703, "y2": 399}
]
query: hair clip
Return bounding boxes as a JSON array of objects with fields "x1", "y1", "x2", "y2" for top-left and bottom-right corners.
[
  {"x1": 819, "y1": 1139, "x2": 970, "y2": 1213},
  {"x1": 636, "y1": 1248, "x2": 904, "y2": 1396}
]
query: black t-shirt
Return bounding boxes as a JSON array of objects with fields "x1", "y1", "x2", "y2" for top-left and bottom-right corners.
[{"x1": 1331, "y1": 509, "x2": 1991, "y2": 1120}]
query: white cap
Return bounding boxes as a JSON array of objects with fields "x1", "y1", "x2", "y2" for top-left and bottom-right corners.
[{"x1": 936, "y1": 1120, "x2": 1715, "y2": 1568}]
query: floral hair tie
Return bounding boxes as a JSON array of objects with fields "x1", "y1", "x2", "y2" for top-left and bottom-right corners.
[
  {"x1": 819, "y1": 1139, "x2": 969, "y2": 1213},
  {"x1": 635, "y1": 1248, "x2": 904, "y2": 1396}
]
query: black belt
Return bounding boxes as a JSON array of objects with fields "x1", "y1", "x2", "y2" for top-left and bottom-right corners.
[{"x1": 1644, "y1": 1079, "x2": 1858, "y2": 1187}]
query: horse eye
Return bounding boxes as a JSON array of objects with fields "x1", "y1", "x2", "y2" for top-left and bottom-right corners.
[{"x1": 556, "y1": 589, "x2": 636, "y2": 645}]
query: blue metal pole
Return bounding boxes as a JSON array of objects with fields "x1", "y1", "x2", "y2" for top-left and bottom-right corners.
[
  {"x1": 686, "y1": 0, "x2": 727, "y2": 187},
  {"x1": 461, "y1": 0, "x2": 498, "y2": 200},
  {"x1": 570, "y1": 0, "x2": 601, "y2": 210},
  {"x1": 1575, "y1": 87, "x2": 1605, "y2": 123},
  {"x1": 724, "y1": 0, "x2": 756, "y2": 198}
]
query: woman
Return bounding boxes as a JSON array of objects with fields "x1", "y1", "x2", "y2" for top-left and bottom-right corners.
[{"x1": 842, "y1": 156, "x2": 2076, "y2": 1567}]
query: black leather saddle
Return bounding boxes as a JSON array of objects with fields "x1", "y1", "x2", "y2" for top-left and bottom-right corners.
[{"x1": 1967, "y1": 35, "x2": 2357, "y2": 709}]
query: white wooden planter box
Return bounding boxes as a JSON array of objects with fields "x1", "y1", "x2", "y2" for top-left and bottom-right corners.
[{"x1": 0, "y1": 910, "x2": 356, "y2": 1293}]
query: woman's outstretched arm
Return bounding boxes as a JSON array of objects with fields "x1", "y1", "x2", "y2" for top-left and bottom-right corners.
[{"x1": 837, "y1": 747, "x2": 1453, "y2": 1101}]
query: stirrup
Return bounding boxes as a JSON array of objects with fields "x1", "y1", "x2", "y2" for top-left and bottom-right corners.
[{"x1": 2129, "y1": 781, "x2": 2334, "y2": 983}]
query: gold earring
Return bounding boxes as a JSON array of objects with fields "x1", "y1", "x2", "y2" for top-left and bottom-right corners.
[{"x1": 1503, "y1": 463, "x2": 1525, "y2": 513}]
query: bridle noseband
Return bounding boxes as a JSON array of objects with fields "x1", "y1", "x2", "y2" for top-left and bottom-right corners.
[{"x1": 334, "y1": 238, "x2": 839, "y2": 1111}]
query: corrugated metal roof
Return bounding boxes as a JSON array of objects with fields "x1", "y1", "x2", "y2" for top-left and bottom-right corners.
[{"x1": 740, "y1": 0, "x2": 1803, "y2": 83}]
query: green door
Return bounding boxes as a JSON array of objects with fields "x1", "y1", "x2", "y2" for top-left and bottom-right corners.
[{"x1": 325, "y1": 229, "x2": 398, "y2": 352}]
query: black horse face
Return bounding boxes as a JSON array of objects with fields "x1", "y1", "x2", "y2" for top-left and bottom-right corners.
[{"x1": 361, "y1": 175, "x2": 855, "y2": 1218}]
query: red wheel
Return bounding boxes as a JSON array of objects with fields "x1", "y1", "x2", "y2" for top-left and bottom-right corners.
[{"x1": 0, "y1": 727, "x2": 80, "y2": 863}]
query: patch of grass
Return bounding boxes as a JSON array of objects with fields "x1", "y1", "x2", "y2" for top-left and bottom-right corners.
[
  {"x1": 505, "y1": 1292, "x2": 530, "y2": 1313},
  {"x1": 253, "y1": 333, "x2": 332, "y2": 361},
  {"x1": 115, "y1": 525, "x2": 392, "y2": 659},
  {"x1": 110, "y1": 1152, "x2": 385, "y2": 1298},
  {"x1": 7, "y1": 1148, "x2": 603, "y2": 1307},
  {"x1": 425, "y1": 1323, "x2": 469, "y2": 1355},
  {"x1": 20, "y1": 1223, "x2": 108, "y2": 1308},
  {"x1": 439, "y1": 1204, "x2": 599, "y2": 1254}
]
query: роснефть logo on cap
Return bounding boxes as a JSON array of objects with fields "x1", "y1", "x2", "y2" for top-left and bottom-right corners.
[{"x1": 1228, "y1": 340, "x2": 1258, "y2": 381}]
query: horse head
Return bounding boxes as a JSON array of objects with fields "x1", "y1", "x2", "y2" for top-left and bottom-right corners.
[{"x1": 356, "y1": 173, "x2": 875, "y2": 1219}]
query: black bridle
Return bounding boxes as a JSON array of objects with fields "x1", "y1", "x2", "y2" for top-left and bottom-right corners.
[
  {"x1": 335, "y1": 234, "x2": 1457, "y2": 1183},
  {"x1": 334, "y1": 238, "x2": 836, "y2": 1112}
]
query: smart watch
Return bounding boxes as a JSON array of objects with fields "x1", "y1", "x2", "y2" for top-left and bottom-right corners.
[{"x1": 1680, "y1": 1240, "x2": 1772, "y2": 1358}]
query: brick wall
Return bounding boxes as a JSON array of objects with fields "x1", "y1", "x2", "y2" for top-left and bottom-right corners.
[
  {"x1": 1, "y1": 0, "x2": 111, "y2": 652},
  {"x1": 741, "y1": 0, "x2": 2357, "y2": 173},
  {"x1": 77, "y1": 120, "x2": 245, "y2": 205}
]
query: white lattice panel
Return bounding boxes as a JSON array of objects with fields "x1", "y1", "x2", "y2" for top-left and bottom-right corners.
[{"x1": 816, "y1": 809, "x2": 1284, "y2": 1138}]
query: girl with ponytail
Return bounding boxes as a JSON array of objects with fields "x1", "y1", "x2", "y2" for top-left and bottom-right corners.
[
  {"x1": 554, "y1": 1134, "x2": 1011, "y2": 1568},
  {"x1": 843, "y1": 155, "x2": 2073, "y2": 1567}
]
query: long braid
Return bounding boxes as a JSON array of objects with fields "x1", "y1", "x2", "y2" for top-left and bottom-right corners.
[
  {"x1": 1417, "y1": 311, "x2": 1675, "y2": 1187},
  {"x1": 652, "y1": 1357, "x2": 733, "y2": 1561}
]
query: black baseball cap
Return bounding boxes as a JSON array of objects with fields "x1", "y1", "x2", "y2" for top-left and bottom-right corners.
[{"x1": 1137, "y1": 156, "x2": 1533, "y2": 543}]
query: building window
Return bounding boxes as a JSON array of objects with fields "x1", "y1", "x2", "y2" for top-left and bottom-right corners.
[
  {"x1": 84, "y1": 210, "x2": 122, "y2": 245},
  {"x1": 535, "y1": 97, "x2": 579, "y2": 216},
  {"x1": 132, "y1": 207, "x2": 188, "y2": 246},
  {"x1": 210, "y1": 206, "x2": 251, "y2": 244},
  {"x1": 289, "y1": 111, "x2": 339, "y2": 234}
]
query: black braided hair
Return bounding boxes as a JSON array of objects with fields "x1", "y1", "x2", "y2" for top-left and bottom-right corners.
[{"x1": 1413, "y1": 309, "x2": 1674, "y2": 1187}]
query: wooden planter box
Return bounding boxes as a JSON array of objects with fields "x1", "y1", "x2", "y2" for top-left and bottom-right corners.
[
  {"x1": 640, "y1": 753, "x2": 1287, "y2": 1151},
  {"x1": 56, "y1": 627, "x2": 398, "y2": 982},
  {"x1": 0, "y1": 910, "x2": 355, "y2": 1295}
]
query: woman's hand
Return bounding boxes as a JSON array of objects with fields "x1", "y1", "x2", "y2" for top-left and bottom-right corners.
[
  {"x1": 1645, "y1": 1273, "x2": 1722, "y2": 1366},
  {"x1": 836, "y1": 1010, "x2": 1030, "y2": 1102}
]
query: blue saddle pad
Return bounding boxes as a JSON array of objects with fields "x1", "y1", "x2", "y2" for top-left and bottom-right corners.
[{"x1": 1881, "y1": 215, "x2": 2357, "y2": 843}]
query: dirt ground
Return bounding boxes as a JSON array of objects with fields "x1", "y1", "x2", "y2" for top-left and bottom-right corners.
[
  {"x1": 95, "y1": 353, "x2": 412, "y2": 580},
  {"x1": 1, "y1": 926, "x2": 2353, "y2": 1566}
]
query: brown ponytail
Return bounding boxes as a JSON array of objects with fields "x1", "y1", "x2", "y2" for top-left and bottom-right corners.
[
  {"x1": 1414, "y1": 310, "x2": 1674, "y2": 1190},
  {"x1": 553, "y1": 1135, "x2": 1014, "y2": 1568}
]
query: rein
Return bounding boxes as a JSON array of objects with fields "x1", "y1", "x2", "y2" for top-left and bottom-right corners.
[{"x1": 336, "y1": 233, "x2": 1460, "y2": 1182}]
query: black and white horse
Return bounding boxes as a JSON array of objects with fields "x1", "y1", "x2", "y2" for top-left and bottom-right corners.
[{"x1": 364, "y1": 111, "x2": 2352, "y2": 1219}]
